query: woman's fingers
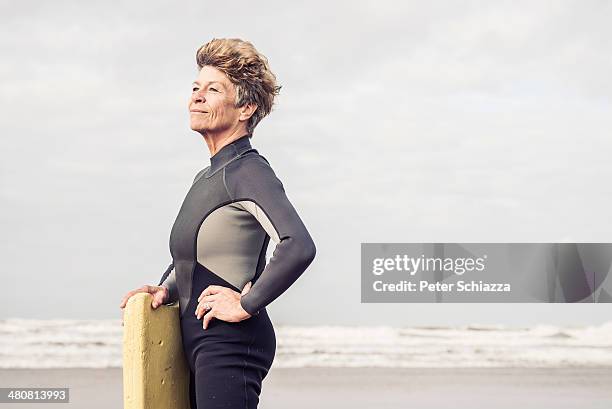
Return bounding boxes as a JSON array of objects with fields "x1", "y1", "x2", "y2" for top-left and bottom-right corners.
[
  {"x1": 151, "y1": 293, "x2": 161, "y2": 309},
  {"x1": 195, "y1": 299, "x2": 215, "y2": 319},
  {"x1": 119, "y1": 285, "x2": 158, "y2": 309},
  {"x1": 195, "y1": 288, "x2": 227, "y2": 318},
  {"x1": 194, "y1": 285, "x2": 245, "y2": 325},
  {"x1": 196, "y1": 290, "x2": 221, "y2": 316},
  {"x1": 151, "y1": 286, "x2": 168, "y2": 309},
  {"x1": 198, "y1": 292, "x2": 219, "y2": 303},
  {"x1": 202, "y1": 308, "x2": 215, "y2": 330},
  {"x1": 119, "y1": 290, "x2": 139, "y2": 308},
  {"x1": 199, "y1": 285, "x2": 225, "y2": 299}
]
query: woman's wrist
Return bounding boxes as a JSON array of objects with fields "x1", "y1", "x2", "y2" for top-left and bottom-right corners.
[{"x1": 239, "y1": 296, "x2": 258, "y2": 317}]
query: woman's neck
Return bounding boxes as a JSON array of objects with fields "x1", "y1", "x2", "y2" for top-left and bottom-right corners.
[{"x1": 202, "y1": 127, "x2": 250, "y2": 157}]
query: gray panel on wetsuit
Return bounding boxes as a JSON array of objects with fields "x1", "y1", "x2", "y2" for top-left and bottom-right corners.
[{"x1": 196, "y1": 201, "x2": 276, "y2": 292}]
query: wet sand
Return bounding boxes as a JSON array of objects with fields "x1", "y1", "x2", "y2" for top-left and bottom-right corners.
[{"x1": 0, "y1": 367, "x2": 611, "y2": 409}]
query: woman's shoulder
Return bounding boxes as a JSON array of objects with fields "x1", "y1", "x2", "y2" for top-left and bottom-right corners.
[
  {"x1": 192, "y1": 166, "x2": 210, "y2": 185},
  {"x1": 229, "y1": 150, "x2": 276, "y2": 176},
  {"x1": 225, "y1": 151, "x2": 284, "y2": 197}
]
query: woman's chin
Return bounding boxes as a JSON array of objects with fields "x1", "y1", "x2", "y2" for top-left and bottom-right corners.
[{"x1": 189, "y1": 121, "x2": 207, "y2": 133}]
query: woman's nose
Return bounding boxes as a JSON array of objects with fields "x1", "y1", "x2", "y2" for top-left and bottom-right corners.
[{"x1": 192, "y1": 90, "x2": 205, "y2": 103}]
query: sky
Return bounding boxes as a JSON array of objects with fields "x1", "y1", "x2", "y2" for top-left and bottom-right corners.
[{"x1": 1, "y1": 0, "x2": 611, "y2": 326}]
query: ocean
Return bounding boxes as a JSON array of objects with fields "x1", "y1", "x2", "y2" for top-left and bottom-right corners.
[{"x1": 1, "y1": 319, "x2": 611, "y2": 369}]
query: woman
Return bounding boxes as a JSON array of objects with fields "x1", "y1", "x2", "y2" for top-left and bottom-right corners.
[{"x1": 119, "y1": 38, "x2": 316, "y2": 408}]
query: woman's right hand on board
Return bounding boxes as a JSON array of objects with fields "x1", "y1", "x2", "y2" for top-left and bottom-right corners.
[{"x1": 119, "y1": 285, "x2": 169, "y2": 326}]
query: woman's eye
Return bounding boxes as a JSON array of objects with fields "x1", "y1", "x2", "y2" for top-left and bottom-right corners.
[
  {"x1": 192, "y1": 87, "x2": 198, "y2": 92},
  {"x1": 209, "y1": 88, "x2": 219, "y2": 92}
]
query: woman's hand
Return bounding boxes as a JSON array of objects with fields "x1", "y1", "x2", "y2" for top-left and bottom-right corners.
[
  {"x1": 195, "y1": 281, "x2": 253, "y2": 329},
  {"x1": 119, "y1": 285, "x2": 169, "y2": 326}
]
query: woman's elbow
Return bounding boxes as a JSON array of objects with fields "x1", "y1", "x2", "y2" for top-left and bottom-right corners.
[
  {"x1": 300, "y1": 236, "x2": 316, "y2": 266},
  {"x1": 282, "y1": 233, "x2": 316, "y2": 268}
]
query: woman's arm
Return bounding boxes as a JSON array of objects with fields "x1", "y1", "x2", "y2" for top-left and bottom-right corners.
[
  {"x1": 224, "y1": 155, "x2": 316, "y2": 316},
  {"x1": 158, "y1": 263, "x2": 179, "y2": 304}
]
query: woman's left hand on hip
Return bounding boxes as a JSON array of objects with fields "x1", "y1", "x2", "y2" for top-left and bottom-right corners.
[{"x1": 195, "y1": 282, "x2": 252, "y2": 329}]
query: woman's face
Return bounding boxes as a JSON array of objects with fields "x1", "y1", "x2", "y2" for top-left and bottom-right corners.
[{"x1": 189, "y1": 66, "x2": 241, "y2": 134}]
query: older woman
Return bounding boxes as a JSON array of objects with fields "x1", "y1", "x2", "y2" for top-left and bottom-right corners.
[{"x1": 119, "y1": 38, "x2": 316, "y2": 408}]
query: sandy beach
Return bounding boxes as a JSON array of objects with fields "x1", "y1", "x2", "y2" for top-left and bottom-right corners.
[{"x1": 0, "y1": 367, "x2": 610, "y2": 409}]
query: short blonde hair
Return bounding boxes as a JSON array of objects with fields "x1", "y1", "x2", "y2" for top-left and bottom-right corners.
[{"x1": 195, "y1": 38, "x2": 281, "y2": 136}]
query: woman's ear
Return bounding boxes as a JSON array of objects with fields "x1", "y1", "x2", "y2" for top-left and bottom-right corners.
[{"x1": 239, "y1": 103, "x2": 258, "y2": 122}]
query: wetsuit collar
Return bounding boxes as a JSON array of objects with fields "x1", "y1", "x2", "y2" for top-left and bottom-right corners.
[{"x1": 207, "y1": 134, "x2": 252, "y2": 175}]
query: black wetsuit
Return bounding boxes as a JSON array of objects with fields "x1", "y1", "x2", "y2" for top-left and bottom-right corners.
[{"x1": 157, "y1": 134, "x2": 316, "y2": 409}]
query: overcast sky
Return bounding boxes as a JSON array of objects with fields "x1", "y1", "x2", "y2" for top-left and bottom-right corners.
[{"x1": 1, "y1": 0, "x2": 611, "y2": 326}]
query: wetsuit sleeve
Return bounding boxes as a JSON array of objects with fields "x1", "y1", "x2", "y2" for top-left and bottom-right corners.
[
  {"x1": 225, "y1": 156, "x2": 316, "y2": 316},
  {"x1": 158, "y1": 263, "x2": 179, "y2": 304}
]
